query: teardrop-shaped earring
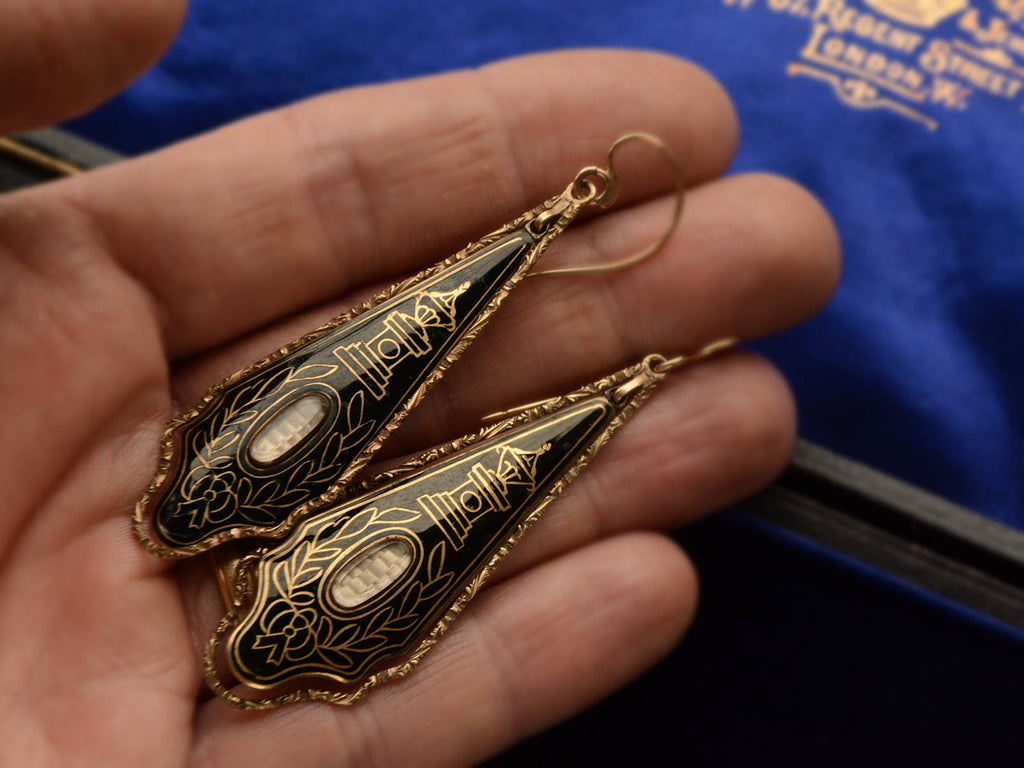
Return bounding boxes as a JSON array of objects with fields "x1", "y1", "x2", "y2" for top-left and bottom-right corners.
[
  {"x1": 202, "y1": 341, "x2": 734, "y2": 709},
  {"x1": 134, "y1": 134, "x2": 686, "y2": 558}
]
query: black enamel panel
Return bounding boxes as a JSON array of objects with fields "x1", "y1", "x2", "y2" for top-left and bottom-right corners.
[
  {"x1": 152, "y1": 231, "x2": 535, "y2": 548},
  {"x1": 228, "y1": 398, "x2": 614, "y2": 687}
]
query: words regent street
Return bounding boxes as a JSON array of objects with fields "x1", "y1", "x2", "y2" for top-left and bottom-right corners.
[{"x1": 723, "y1": 0, "x2": 1024, "y2": 128}]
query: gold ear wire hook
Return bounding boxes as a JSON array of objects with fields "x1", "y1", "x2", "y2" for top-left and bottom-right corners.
[
  {"x1": 482, "y1": 337, "x2": 738, "y2": 423},
  {"x1": 528, "y1": 132, "x2": 686, "y2": 279}
]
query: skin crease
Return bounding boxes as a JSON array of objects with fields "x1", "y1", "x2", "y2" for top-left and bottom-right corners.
[{"x1": 0, "y1": 1, "x2": 841, "y2": 766}]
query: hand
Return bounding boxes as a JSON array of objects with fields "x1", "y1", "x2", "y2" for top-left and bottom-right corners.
[{"x1": 0, "y1": 1, "x2": 839, "y2": 764}]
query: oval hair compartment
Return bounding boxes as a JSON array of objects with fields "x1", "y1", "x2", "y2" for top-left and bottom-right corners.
[
  {"x1": 330, "y1": 539, "x2": 415, "y2": 609},
  {"x1": 248, "y1": 392, "x2": 331, "y2": 466}
]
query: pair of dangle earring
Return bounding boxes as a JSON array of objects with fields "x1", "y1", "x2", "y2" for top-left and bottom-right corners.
[{"x1": 133, "y1": 133, "x2": 734, "y2": 708}]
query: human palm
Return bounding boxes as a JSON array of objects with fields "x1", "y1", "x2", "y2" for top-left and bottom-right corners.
[{"x1": 0, "y1": 2, "x2": 839, "y2": 765}]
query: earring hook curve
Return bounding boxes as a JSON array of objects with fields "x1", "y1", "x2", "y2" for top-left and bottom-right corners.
[{"x1": 528, "y1": 132, "x2": 687, "y2": 279}]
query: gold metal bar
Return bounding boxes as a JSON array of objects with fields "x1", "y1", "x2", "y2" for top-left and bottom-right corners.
[{"x1": 0, "y1": 136, "x2": 82, "y2": 177}]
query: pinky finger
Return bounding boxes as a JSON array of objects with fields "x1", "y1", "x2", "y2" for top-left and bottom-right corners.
[{"x1": 192, "y1": 532, "x2": 697, "y2": 768}]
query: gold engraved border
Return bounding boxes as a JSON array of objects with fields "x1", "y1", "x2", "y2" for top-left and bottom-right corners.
[
  {"x1": 202, "y1": 359, "x2": 659, "y2": 709},
  {"x1": 134, "y1": 194, "x2": 585, "y2": 558}
]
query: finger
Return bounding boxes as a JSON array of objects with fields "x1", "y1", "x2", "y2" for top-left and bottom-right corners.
[
  {"x1": 0, "y1": 520, "x2": 196, "y2": 766},
  {"x1": 494, "y1": 351, "x2": 795, "y2": 579},
  {"x1": 0, "y1": 196, "x2": 169, "y2": 554},
  {"x1": 0, "y1": 0, "x2": 185, "y2": 132},
  {"x1": 0, "y1": 0, "x2": 185, "y2": 536},
  {"x1": 396, "y1": 173, "x2": 838, "y2": 447},
  {"x1": 36, "y1": 49, "x2": 738, "y2": 357},
  {"x1": 191, "y1": 533, "x2": 697, "y2": 768},
  {"x1": 170, "y1": 172, "x2": 838, "y2": 448}
]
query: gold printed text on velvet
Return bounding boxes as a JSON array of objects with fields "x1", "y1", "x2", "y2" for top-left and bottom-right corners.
[
  {"x1": 227, "y1": 399, "x2": 613, "y2": 688},
  {"x1": 149, "y1": 232, "x2": 536, "y2": 549}
]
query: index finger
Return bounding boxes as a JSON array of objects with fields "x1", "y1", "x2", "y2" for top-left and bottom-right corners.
[{"x1": 35, "y1": 49, "x2": 739, "y2": 358}]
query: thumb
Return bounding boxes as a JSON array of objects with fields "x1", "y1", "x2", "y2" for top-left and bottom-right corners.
[{"x1": 0, "y1": 0, "x2": 186, "y2": 133}]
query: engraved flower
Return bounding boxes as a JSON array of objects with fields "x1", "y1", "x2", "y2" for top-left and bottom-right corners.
[
  {"x1": 180, "y1": 469, "x2": 238, "y2": 527},
  {"x1": 254, "y1": 603, "x2": 319, "y2": 665}
]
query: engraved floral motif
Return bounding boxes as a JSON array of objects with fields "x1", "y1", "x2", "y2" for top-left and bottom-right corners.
[
  {"x1": 179, "y1": 469, "x2": 239, "y2": 528},
  {"x1": 239, "y1": 504, "x2": 458, "y2": 683},
  {"x1": 252, "y1": 602, "x2": 320, "y2": 665},
  {"x1": 167, "y1": 369, "x2": 377, "y2": 533}
]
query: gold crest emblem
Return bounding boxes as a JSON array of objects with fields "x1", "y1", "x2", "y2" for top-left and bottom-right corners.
[{"x1": 864, "y1": 0, "x2": 969, "y2": 27}]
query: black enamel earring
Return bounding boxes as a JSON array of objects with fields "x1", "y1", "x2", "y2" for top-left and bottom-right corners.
[
  {"x1": 202, "y1": 343, "x2": 734, "y2": 709},
  {"x1": 134, "y1": 134, "x2": 686, "y2": 558}
]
